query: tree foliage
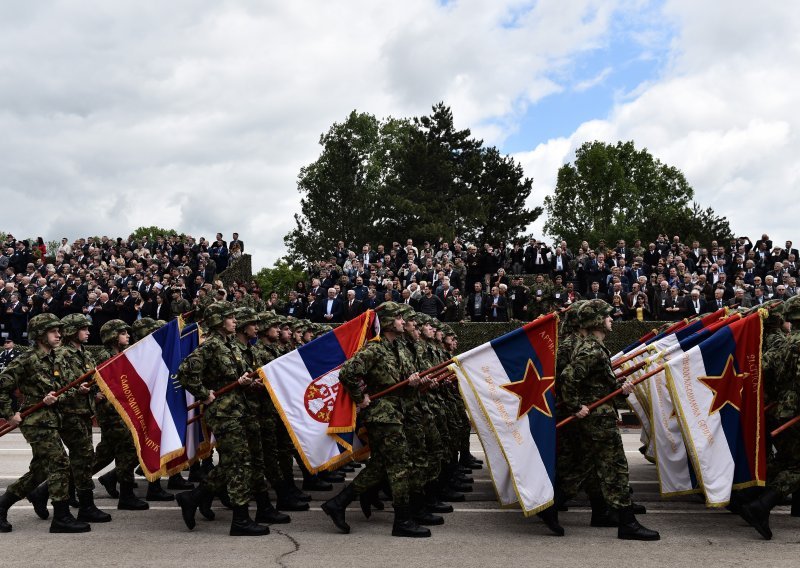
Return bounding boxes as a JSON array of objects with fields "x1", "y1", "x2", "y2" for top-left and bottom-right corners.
[
  {"x1": 285, "y1": 103, "x2": 540, "y2": 266},
  {"x1": 129, "y1": 226, "x2": 180, "y2": 242},
  {"x1": 254, "y1": 260, "x2": 307, "y2": 296},
  {"x1": 543, "y1": 141, "x2": 734, "y2": 246}
]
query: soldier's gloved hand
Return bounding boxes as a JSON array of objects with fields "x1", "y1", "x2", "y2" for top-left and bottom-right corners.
[
  {"x1": 203, "y1": 391, "x2": 216, "y2": 405},
  {"x1": 357, "y1": 394, "x2": 371, "y2": 410},
  {"x1": 78, "y1": 382, "x2": 91, "y2": 394},
  {"x1": 95, "y1": 392, "x2": 106, "y2": 402},
  {"x1": 43, "y1": 391, "x2": 58, "y2": 406},
  {"x1": 574, "y1": 405, "x2": 590, "y2": 419},
  {"x1": 238, "y1": 373, "x2": 253, "y2": 386},
  {"x1": 407, "y1": 372, "x2": 422, "y2": 387},
  {"x1": 8, "y1": 411, "x2": 22, "y2": 426},
  {"x1": 621, "y1": 379, "x2": 635, "y2": 395}
]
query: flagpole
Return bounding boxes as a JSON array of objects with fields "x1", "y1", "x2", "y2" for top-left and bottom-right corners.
[
  {"x1": 0, "y1": 369, "x2": 97, "y2": 437},
  {"x1": 614, "y1": 359, "x2": 648, "y2": 379},
  {"x1": 556, "y1": 364, "x2": 665, "y2": 429},
  {"x1": 612, "y1": 346, "x2": 650, "y2": 370},
  {"x1": 771, "y1": 414, "x2": 800, "y2": 438},
  {"x1": 185, "y1": 370, "x2": 258, "y2": 411}
]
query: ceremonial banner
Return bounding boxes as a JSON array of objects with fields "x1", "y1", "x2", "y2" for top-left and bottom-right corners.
[
  {"x1": 452, "y1": 313, "x2": 558, "y2": 515},
  {"x1": 259, "y1": 311, "x2": 377, "y2": 473},
  {"x1": 666, "y1": 313, "x2": 766, "y2": 506},
  {"x1": 164, "y1": 321, "x2": 211, "y2": 475},
  {"x1": 95, "y1": 319, "x2": 190, "y2": 480}
]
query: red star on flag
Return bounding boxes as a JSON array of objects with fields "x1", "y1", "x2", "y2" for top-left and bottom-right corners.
[
  {"x1": 500, "y1": 359, "x2": 555, "y2": 419},
  {"x1": 698, "y1": 355, "x2": 746, "y2": 415}
]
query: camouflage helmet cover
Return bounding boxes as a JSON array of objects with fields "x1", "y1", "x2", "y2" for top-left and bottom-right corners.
[
  {"x1": 100, "y1": 319, "x2": 131, "y2": 345},
  {"x1": 27, "y1": 313, "x2": 62, "y2": 343},
  {"x1": 61, "y1": 313, "x2": 92, "y2": 338}
]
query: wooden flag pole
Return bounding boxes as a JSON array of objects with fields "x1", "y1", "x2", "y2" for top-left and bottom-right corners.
[{"x1": 556, "y1": 364, "x2": 665, "y2": 429}]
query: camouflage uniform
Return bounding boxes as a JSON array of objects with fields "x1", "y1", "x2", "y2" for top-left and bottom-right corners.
[{"x1": 175, "y1": 301, "x2": 269, "y2": 535}]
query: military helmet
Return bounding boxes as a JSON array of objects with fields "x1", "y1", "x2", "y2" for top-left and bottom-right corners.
[
  {"x1": 378, "y1": 301, "x2": 404, "y2": 329},
  {"x1": 27, "y1": 313, "x2": 62, "y2": 343},
  {"x1": 442, "y1": 324, "x2": 456, "y2": 337},
  {"x1": 577, "y1": 299, "x2": 613, "y2": 330},
  {"x1": 131, "y1": 317, "x2": 157, "y2": 341},
  {"x1": 761, "y1": 301, "x2": 784, "y2": 330},
  {"x1": 258, "y1": 311, "x2": 279, "y2": 330},
  {"x1": 783, "y1": 295, "x2": 800, "y2": 322},
  {"x1": 560, "y1": 300, "x2": 587, "y2": 335},
  {"x1": 100, "y1": 319, "x2": 131, "y2": 345},
  {"x1": 61, "y1": 313, "x2": 92, "y2": 338},
  {"x1": 234, "y1": 307, "x2": 259, "y2": 330},
  {"x1": 204, "y1": 300, "x2": 236, "y2": 329}
]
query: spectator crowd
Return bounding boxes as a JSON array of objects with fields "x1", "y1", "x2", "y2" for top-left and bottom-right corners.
[
  {"x1": 3, "y1": 230, "x2": 797, "y2": 343},
  {"x1": 0, "y1": 231, "x2": 249, "y2": 345},
  {"x1": 284, "y1": 234, "x2": 799, "y2": 324}
]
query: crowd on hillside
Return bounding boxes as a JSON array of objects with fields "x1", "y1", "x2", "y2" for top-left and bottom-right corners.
[
  {"x1": 285, "y1": 234, "x2": 798, "y2": 324},
  {"x1": 3, "y1": 230, "x2": 797, "y2": 344},
  {"x1": 0, "y1": 231, "x2": 250, "y2": 345}
]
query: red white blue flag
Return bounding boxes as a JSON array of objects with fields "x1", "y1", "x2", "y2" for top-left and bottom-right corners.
[
  {"x1": 451, "y1": 313, "x2": 558, "y2": 515},
  {"x1": 259, "y1": 311, "x2": 377, "y2": 473}
]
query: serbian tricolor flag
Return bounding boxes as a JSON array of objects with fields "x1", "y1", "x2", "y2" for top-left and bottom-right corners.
[
  {"x1": 259, "y1": 311, "x2": 377, "y2": 473},
  {"x1": 95, "y1": 319, "x2": 191, "y2": 480},
  {"x1": 665, "y1": 312, "x2": 766, "y2": 506},
  {"x1": 451, "y1": 313, "x2": 558, "y2": 515},
  {"x1": 163, "y1": 321, "x2": 211, "y2": 475}
]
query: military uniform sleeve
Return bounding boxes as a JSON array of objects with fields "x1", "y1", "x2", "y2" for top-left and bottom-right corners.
[
  {"x1": 338, "y1": 344, "x2": 377, "y2": 404},
  {"x1": 0, "y1": 355, "x2": 27, "y2": 419},
  {"x1": 178, "y1": 347, "x2": 212, "y2": 402}
]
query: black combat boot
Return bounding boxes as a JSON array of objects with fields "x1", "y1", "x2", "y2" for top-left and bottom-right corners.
[
  {"x1": 146, "y1": 480, "x2": 174, "y2": 501},
  {"x1": 536, "y1": 505, "x2": 564, "y2": 536},
  {"x1": 617, "y1": 506, "x2": 660, "y2": 541},
  {"x1": 118, "y1": 482, "x2": 149, "y2": 511},
  {"x1": 176, "y1": 486, "x2": 202, "y2": 530},
  {"x1": 424, "y1": 483, "x2": 452, "y2": 514},
  {"x1": 167, "y1": 473, "x2": 194, "y2": 490},
  {"x1": 217, "y1": 488, "x2": 233, "y2": 509},
  {"x1": 76, "y1": 489, "x2": 112, "y2": 523},
  {"x1": 275, "y1": 480, "x2": 310, "y2": 511},
  {"x1": 254, "y1": 492, "x2": 290, "y2": 524},
  {"x1": 321, "y1": 484, "x2": 355, "y2": 533},
  {"x1": 302, "y1": 470, "x2": 333, "y2": 491},
  {"x1": 632, "y1": 502, "x2": 647, "y2": 514},
  {"x1": 98, "y1": 470, "x2": 119, "y2": 498},
  {"x1": 740, "y1": 488, "x2": 782, "y2": 540},
  {"x1": 391, "y1": 504, "x2": 431, "y2": 538},
  {"x1": 0, "y1": 491, "x2": 22, "y2": 532},
  {"x1": 459, "y1": 452, "x2": 483, "y2": 470},
  {"x1": 187, "y1": 462, "x2": 204, "y2": 483},
  {"x1": 230, "y1": 505, "x2": 269, "y2": 536},
  {"x1": 198, "y1": 491, "x2": 215, "y2": 520},
  {"x1": 359, "y1": 485, "x2": 385, "y2": 518},
  {"x1": 27, "y1": 483, "x2": 50, "y2": 519},
  {"x1": 589, "y1": 496, "x2": 617, "y2": 527},
  {"x1": 792, "y1": 492, "x2": 799, "y2": 517},
  {"x1": 411, "y1": 493, "x2": 444, "y2": 526},
  {"x1": 50, "y1": 500, "x2": 91, "y2": 533}
]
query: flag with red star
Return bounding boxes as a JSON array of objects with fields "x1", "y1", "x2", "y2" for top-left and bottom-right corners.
[
  {"x1": 451, "y1": 313, "x2": 558, "y2": 516},
  {"x1": 665, "y1": 312, "x2": 766, "y2": 506}
]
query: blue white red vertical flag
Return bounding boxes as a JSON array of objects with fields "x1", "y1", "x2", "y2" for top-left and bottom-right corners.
[
  {"x1": 665, "y1": 312, "x2": 766, "y2": 506},
  {"x1": 451, "y1": 313, "x2": 558, "y2": 515},
  {"x1": 95, "y1": 319, "x2": 193, "y2": 480},
  {"x1": 259, "y1": 311, "x2": 377, "y2": 473}
]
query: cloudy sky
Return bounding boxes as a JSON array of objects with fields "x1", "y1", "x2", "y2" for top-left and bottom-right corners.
[{"x1": 1, "y1": 1, "x2": 796, "y2": 269}]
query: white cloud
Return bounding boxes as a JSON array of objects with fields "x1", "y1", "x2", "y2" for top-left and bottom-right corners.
[
  {"x1": 574, "y1": 66, "x2": 612, "y2": 92},
  {"x1": 517, "y1": 0, "x2": 800, "y2": 245},
  {"x1": 0, "y1": 0, "x2": 626, "y2": 268}
]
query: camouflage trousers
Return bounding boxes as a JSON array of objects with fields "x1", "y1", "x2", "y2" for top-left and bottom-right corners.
[
  {"x1": 9, "y1": 425, "x2": 70, "y2": 500},
  {"x1": 557, "y1": 414, "x2": 631, "y2": 509},
  {"x1": 404, "y1": 398, "x2": 441, "y2": 491},
  {"x1": 767, "y1": 426, "x2": 800, "y2": 497},
  {"x1": 94, "y1": 400, "x2": 138, "y2": 484},
  {"x1": 351, "y1": 422, "x2": 411, "y2": 507},
  {"x1": 202, "y1": 407, "x2": 258, "y2": 506},
  {"x1": 257, "y1": 409, "x2": 283, "y2": 488},
  {"x1": 59, "y1": 413, "x2": 96, "y2": 491}
]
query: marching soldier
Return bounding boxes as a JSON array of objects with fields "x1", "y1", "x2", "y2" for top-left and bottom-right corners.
[
  {"x1": 175, "y1": 301, "x2": 269, "y2": 536},
  {"x1": 740, "y1": 297, "x2": 800, "y2": 539},
  {"x1": 0, "y1": 314, "x2": 91, "y2": 533},
  {"x1": 558, "y1": 300, "x2": 660, "y2": 541},
  {"x1": 93, "y1": 320, "x2": 150, "y2": 511}
]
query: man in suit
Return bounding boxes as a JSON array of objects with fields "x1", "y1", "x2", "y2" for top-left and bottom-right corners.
[
  {"x1": 585, "y1": 281, "x2": 608, "y2": 302},
  {"x1": 230, "y1": 232, "x2": 244, "y2": 253},
  {"x1": 306, "y1": 292, "x2": 322, "y2": 323},
  {"x1": 487, "y1": 286, "x2": 508, "y2": 322},
  {"x1": 341, "y1": 290, "x2": 362, "y2": 322},
  {"x1": 686, "y1": 288, "x2": 708, "y2": 316},
  {"x1": 466, "y1": 282, "x2": 489, "y2": 322},
  {"x1": 443, "y1": 288, "x2": 466, "y2": 322},
  {"x1": 284, "y1": 290, "x2": 306, "y2": 319},
  {"x1": 321, "y1": 287, "x2": 343, "y2": 323}
]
